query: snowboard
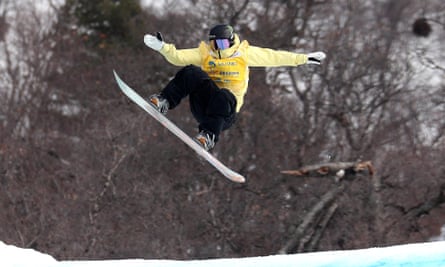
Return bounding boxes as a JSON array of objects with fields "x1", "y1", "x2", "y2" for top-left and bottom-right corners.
[{"x1": 113, "y1": 70, "x2": 246, "y2": 183}]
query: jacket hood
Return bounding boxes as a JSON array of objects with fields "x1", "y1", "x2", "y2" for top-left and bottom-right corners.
[{"x1": 209, "y1": 33, "x2": 241, "y2": 59}]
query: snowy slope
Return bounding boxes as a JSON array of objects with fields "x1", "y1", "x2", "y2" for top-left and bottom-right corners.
[{"x1": 2, "y1": 240, "x2": 445, "y2": 267}]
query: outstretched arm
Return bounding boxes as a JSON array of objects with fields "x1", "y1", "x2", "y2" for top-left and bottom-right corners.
[
  {"x1": 247, "y1": 45, "x2": 325, "y2": 67},
  {"x1": 144, "y1": 32, "x2": 201, "y2": 66}
]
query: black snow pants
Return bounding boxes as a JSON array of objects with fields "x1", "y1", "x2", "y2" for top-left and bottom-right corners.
[{"x1": 160, "y1": 65, "x2": 237, "y2": 142}]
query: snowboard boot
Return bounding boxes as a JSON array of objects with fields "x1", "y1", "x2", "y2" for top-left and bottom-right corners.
[
  {"x1": 149, "y1": 94, "x2": 169, "y2": 115},
  {"x1": 194, "y1": 130, "x2": 216, "y2": 151}
]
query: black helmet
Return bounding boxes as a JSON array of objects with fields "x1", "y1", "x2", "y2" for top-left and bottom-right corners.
[{"x1": 209, "y1": 24, "x2": 235, "y2": 47}]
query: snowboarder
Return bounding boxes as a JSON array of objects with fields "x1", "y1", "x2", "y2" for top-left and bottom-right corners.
[{"x1": 144, "y1": 24, "x2": 326, "y2": 151}]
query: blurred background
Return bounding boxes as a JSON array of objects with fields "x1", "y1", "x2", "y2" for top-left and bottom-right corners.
[{"x1": 0, "y1": 0, "x2": 444, "y2": 261}]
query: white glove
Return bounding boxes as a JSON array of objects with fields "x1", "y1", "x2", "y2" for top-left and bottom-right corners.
[
  {"x1": 307, "y1": 51, "x2": 326, "y2": 65},
  {"x1": 144, "y1": 33, "x2": 164, "y2": 51}
]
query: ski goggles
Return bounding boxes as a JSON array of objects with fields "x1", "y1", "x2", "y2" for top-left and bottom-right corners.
[{"x1": 210, "y1": 38, "x2": 231, "y2": 50}]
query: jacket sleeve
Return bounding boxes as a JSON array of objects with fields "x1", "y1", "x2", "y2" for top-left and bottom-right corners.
[
  {"x1": 246, "y1": 45, "x2": 308, "y2": 67},
  {"x1": 159, "y1": 43, "x2": 202, "y2": 66}
]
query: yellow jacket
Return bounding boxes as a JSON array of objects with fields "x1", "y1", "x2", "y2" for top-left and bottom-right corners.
[{"x1": 159, "y1": 34, "x2": 308, "y2": 112}]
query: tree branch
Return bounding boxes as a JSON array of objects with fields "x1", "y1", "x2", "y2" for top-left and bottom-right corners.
[
  {"x1": 279, "y1": 184, "x2": 344, "y2": 254},
  {"x1": 281, "y1": 161, "x2": 375, "y2": 179}
]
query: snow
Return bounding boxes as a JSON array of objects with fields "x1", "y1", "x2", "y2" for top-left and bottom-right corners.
[{"x1": 2, "y1": 240, "x2": 445, "y2": 267}]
